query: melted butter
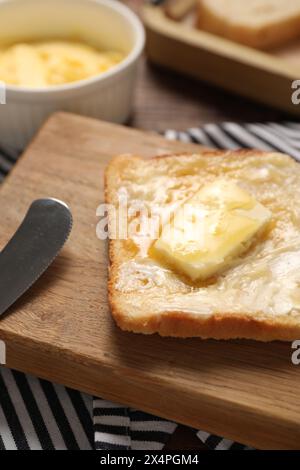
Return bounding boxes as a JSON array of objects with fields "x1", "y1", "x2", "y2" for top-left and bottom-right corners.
[
  {"x1": 151, "y1": 180, "x2": 271, "y2": 281},
  {"x1": 116, "y1": 259, "x2": 171, "y2": 292},
  {"x1": 115, "y1": 153, "x2": 300, "y2": 318}
]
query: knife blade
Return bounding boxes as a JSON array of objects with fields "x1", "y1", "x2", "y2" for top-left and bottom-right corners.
[{"x1": 0, "y1": 198, "x2": 73, "y2": 317}]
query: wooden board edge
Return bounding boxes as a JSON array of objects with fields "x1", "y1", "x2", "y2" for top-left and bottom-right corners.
[
  {"x1": 143, "y1": 5, "x2": 300, "y2": 78},
  {"x1": 1, "y1": 326, "x2": 299, "y2": 450},
  {"x1": 143, "y1": 5, "x2": 300, "y2": 116},
  {"x1": 36, "y1": 111, "x2": 208, "y2": 153},
  {"x1": 0, "y1": 111, "x2": 208, "y2": 202}
]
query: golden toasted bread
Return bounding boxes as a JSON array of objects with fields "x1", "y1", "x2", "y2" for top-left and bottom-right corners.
[
  {"x1": 197, "y1": 0, "x2": 300, "y2": 49},
  {"x1": 106, "y1": 150, "x2": 300, "y2": 341}
]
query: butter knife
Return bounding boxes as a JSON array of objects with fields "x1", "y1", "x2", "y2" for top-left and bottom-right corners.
[{"x1": 0, "y1": 198, "x2": 73, "y2": 317}]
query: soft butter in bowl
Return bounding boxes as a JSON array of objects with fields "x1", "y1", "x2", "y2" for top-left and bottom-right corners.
[
  {"x1": 0, "y1": 41, "x2": 125, "y2": 87},
  {"x1": 0, "y1": 0, "x2": 145, "y2": 151}
]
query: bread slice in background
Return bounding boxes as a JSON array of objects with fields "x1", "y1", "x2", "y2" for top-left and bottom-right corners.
[
  {"x1": 197, "y1": 0, "x2": 300, "y2": 49},
  {"x1": 105, "y1": 150, "x2": 300, "y2": 341}
]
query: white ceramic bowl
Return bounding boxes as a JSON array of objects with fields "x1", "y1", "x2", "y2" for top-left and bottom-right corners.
[{"x1": 0, "y1": 0, "x2": 145, "y2": 152}]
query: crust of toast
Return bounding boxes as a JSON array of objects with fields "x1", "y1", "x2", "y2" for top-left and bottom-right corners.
[{"x1": 105, "y1": 150, "x2": 300, "y2": 341}]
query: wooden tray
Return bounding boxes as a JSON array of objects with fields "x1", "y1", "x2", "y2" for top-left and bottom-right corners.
[
  {"x1": 144, "y1": 3, "x2": 300, "y2": 116},
  {"x1": 0, "y1": 112, "x2": 300, "y2": 450}
]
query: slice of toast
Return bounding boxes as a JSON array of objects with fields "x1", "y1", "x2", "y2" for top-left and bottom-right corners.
[
  {"x1": 197, "y1": 0, "x2": 300, "y2": 49},
  {"x1": 105, "y1": 150, "x2": 300, "y2": 341}
]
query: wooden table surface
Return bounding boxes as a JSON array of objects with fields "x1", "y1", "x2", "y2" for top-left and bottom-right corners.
[{"x1": 130, "y1": 56, "x2": 288, "y2": 133}]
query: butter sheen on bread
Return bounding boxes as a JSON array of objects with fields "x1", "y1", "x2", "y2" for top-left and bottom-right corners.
[{"x1": 106, "y1": 150, "x2": 300, "y2": 341}]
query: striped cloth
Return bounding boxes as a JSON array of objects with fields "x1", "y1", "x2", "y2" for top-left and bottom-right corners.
[
  {"x1": 0, "y1": 368, "x2": 93, "y2": 450},
  {"x1": 0, "y1": 121, "x2": 300, "y2": 450},
  {"x1": 94, "y1": 399, "x2": 177, "y2": 450}
]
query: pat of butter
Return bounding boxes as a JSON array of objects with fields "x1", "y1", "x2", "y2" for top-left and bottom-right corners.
[{"x1": 151, "y1": 180, "x2": 271, "y2": 281}]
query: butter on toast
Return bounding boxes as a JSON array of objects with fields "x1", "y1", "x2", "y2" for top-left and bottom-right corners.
[{"x1": 106, "y1": 150, "x2": 300, "y2": 341}]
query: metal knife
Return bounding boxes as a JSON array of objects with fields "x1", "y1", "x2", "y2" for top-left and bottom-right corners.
[{"x1": 0, "y1": 198, "x2": 73, "y2": 317}]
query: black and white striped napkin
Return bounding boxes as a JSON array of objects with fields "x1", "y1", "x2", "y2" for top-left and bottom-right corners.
[{"x1": 0, "y1": 120, "x2": 300, "y2": 450}]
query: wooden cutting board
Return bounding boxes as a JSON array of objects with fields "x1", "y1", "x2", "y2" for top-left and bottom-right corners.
[
  {"x1": 0, "y1": 112, "x2": 299, "y2": 450},
  {"x1": 144, "y1": 4, "x2": 300, "y2": 116}
]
